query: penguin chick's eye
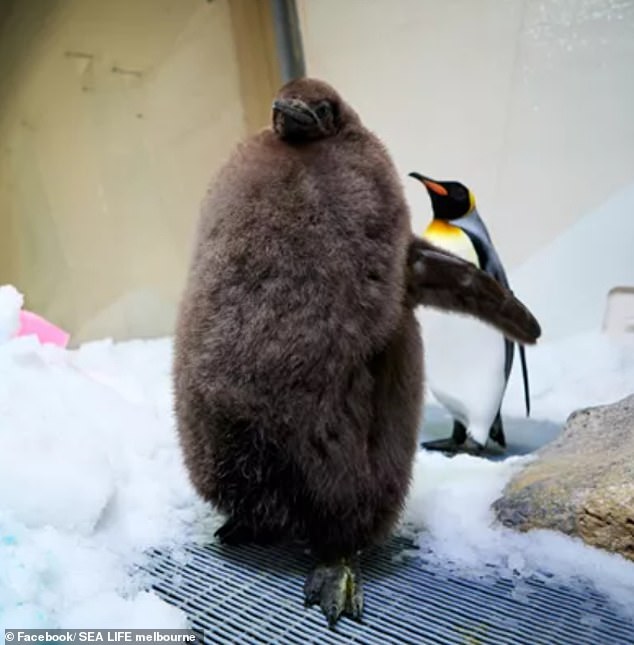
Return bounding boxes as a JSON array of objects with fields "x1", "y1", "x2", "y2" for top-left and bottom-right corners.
[{"x1": 314, "y1": 101, "x2": 334, "y2": 122}]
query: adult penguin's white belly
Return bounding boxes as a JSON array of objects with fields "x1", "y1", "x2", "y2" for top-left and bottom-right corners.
[{"x1": 420, "y1": 221, "x2": 507, "y2": 445}]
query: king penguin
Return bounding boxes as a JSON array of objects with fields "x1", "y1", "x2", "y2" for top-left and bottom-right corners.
[{"x1": 409, "y1": 172, "x2": 531, "y2": 454}]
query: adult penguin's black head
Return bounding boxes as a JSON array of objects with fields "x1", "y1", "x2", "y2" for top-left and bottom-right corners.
[
  {"x1": 272, "y1": 77, "x2": 356, "y2": 143},
  {"x1": 408, "y1": 172, "x2": 475, "y2": 221}
]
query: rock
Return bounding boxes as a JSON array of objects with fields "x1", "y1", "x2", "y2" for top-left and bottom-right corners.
[{"x1": 494, "y1": 394, "x2": 634, "y2": 561}]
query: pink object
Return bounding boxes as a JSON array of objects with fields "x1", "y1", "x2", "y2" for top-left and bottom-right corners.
[{"x1": 16, "y1": 310, "x2": 70, "y2": 348}]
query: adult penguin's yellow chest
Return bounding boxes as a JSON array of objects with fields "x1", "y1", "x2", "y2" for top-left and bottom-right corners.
[{"x1": 423, "y1": 219, "x2": 479, "y2": 267}]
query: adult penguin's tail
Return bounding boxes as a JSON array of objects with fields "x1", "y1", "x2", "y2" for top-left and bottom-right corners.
[{"x1": 519, "y1": 345, "x2": 531, "y2": 417}]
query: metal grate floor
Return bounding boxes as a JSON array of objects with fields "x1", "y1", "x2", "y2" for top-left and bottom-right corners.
[{"x1": 142, "y1": 537, "x2": 634, "y2": 644}]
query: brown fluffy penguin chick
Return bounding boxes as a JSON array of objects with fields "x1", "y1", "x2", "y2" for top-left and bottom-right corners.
[
  {"x1": 173, "y1": 77, "x2": 541, "y2": 628},
  {"x1": 174, "y1": 77, "x2": 420, "y2": 627}
]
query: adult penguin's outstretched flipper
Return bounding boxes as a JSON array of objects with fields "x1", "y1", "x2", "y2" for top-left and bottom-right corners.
[{"x1": 406, "y1": 237, "x2": 541, "y2": 346}]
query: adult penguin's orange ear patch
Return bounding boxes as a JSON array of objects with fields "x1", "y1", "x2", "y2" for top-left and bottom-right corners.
[
  {"x1": 422, "y1": 180, "x2": 448, "y2": 196},
  {"x1": 406, "y1": 237, "x2": 541, "y2": 345}
]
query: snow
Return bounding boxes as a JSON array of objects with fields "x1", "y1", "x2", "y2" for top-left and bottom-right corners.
[
  {"x1": 1, "y1": 284, "x2": 633, "y2": 629},
  {"x1": 0, "y1": 286, "x2": 23, "y2": 343},
  {"x1": 402, "y1": 452, "x2": 634, "y2": 621},
  {"x1": 0, "y1": 289, "x2": 219, "y2": 630}
]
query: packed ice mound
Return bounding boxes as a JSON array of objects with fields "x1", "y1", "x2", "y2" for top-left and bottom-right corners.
[
  {"x1": 0, "y1": 286, "x2": 217, "y2": 630},
  {"x1": 0, "y1": 285, "x2": 23, "y2": 343}
]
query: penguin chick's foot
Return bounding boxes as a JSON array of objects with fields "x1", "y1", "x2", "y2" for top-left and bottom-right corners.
[{"x1": 304, "y1": 559, "x2": 363, "y2": 628}]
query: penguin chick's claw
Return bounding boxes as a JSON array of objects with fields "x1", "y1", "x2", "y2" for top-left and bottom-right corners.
[
  {"x1": 304, "y1": 560, "x2": 363, "y2": 628},
  {"x1": 406, "y1": 237, "x2": 541, "y2": 345},
  {"x1": 215, "y1": 517, "x2": 254, "y2": 546}
]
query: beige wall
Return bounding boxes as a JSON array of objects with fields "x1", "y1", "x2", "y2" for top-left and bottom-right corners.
[
  {"x1": 0, "y1": 0, "x2": 251, "y2": 343},
  {"x1": 298, "y1": 0, "x2": 634, "y2": 339}
]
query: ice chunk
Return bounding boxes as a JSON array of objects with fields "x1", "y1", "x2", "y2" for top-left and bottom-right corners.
[{"x1": 0, "y1": 285, "x2": 23, "y2": 343}]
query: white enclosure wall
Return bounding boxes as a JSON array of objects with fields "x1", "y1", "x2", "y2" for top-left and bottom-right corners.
[{"x1": 298, "y1": 0, "x2": 634, "y2": 340}]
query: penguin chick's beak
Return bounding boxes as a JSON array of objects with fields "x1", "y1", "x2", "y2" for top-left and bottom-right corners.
[
  {"x1": 272, "y1": 98, "x2": 319, "y2": 127},
  {"x1": 408, "y1": 172, "x2": 448, "y2": 197}
]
